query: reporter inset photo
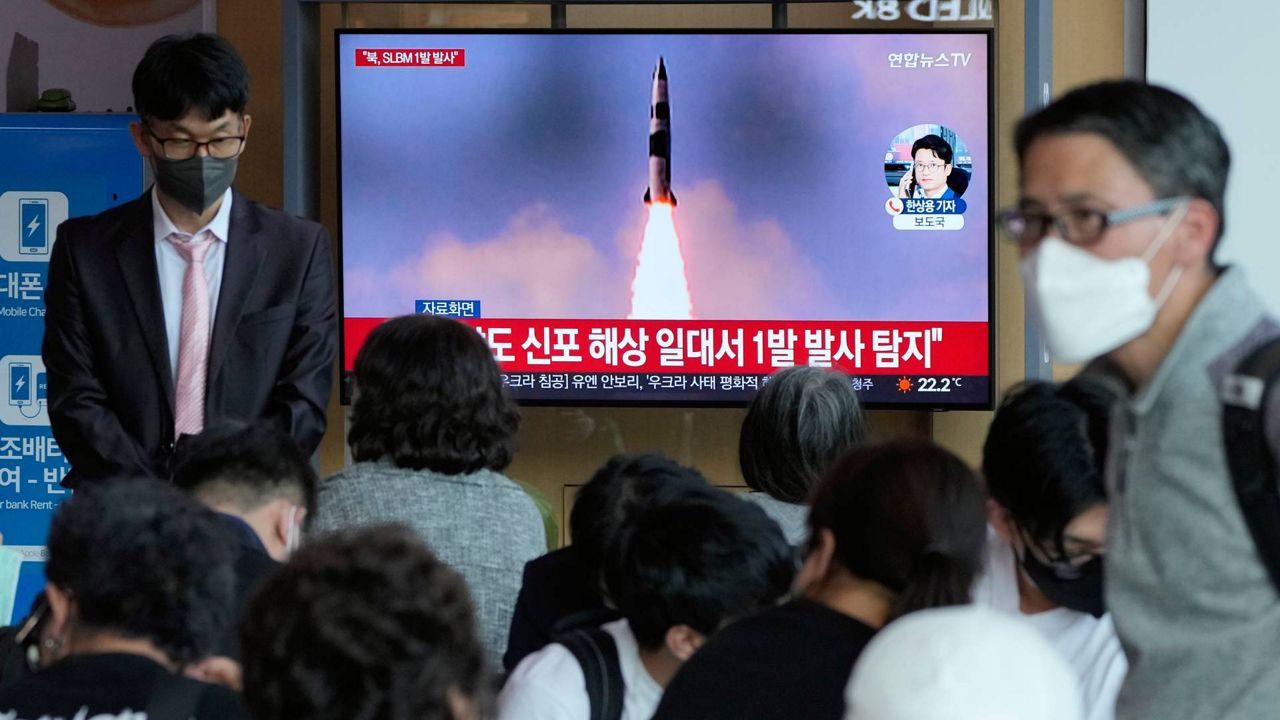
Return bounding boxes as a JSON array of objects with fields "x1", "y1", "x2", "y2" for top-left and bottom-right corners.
[{"x1": 885, "y1": 125, "x2": 974, "y2": 200}]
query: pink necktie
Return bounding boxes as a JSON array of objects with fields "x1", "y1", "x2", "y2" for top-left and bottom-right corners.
[{"x1": 168, "y1": 232, "x2": 215, "y2": 437}]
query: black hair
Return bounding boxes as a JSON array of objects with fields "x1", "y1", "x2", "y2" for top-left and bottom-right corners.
[
  {"x1": 807, "y1": 439, "x2": 986, "y2": 620},
  {"x1": 132, "y1": 33, "x2": 250, "y2": 122},
  {"x1": 241, "y1": 525, "x2": 488, "y2": 720},
  {"x1": 570, "y1": 454, "x2": 712, "y2": 584},
  {"x1": 171, "y1": 421, "x2": 318, "y2": 521},
  {"x1": 739, "y1": 367, "x2": 869, "y2": 504},
  {"x1": 982, "y1": 378, "x2": 1117, "y2": 556},
  {"x1": 348, "y1": 315, "x2": 520, "y2": 474},
  {"x1": 604, "y1": 480, "x2": 795, "y2": 650},
  {"x1": 912, "y1": 134, "x2": 954, "y2": 165},
  {"x1": 45, "y1": 477, "x2": 235, "y2": 665},
  {"x1": 1015, "y1": 80, "x2": 1231, "y2": 246}
]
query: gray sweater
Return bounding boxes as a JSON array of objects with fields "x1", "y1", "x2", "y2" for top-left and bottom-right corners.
[
  {"x1": 311, "y1": 460, "x2": 547, "y2": 667},
  {"x1": 1104, "y1": 267, "x2": 1280, "y2": 720},
  {"x1": 740, "y1": 491, "x2": 809, "y2": 547}
]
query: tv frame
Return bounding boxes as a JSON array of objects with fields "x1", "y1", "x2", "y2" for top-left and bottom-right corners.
[{"x1": 334, "y1": 27, "x2": 996, "y2": 411}]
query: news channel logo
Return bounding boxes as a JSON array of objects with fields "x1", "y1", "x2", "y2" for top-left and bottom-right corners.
[
  {"x1": 0, "y1": 355, "x2": 49, "y2": 427},
  {"x1": 0, "y1": 191, "x2": 68, "y2": 263}
]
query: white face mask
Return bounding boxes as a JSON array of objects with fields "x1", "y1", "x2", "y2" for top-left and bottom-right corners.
[{"x1": 1019, "y1": 202, "x2": 1188, "y2": 364}]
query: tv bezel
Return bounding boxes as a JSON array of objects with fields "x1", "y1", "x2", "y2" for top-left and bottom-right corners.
[{"x1": 334, "y1": 27, "x2": 997, "y2": 411}]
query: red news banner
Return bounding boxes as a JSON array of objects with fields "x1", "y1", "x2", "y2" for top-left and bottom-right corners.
[
  {"x1": 345, "y1": 319, "x2": 988, "y2": 376},
  {"x1": 355, "y1": 49, "x2": 465, "y2": 67}
]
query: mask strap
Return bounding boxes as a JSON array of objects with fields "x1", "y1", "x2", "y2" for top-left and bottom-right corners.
[
  {"x1": 1143, "y1": 201, "x2": 1190, "y2": 308},
  {"x1": 1141, "y1": 200, "x2": 1190, "y2": 263},
  {"x1": 1154, "y1": 264, "x2": 1185, "y2": 307}
]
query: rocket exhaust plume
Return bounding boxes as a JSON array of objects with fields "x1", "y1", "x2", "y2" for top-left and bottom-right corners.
[
  {"x1": 630, "y1": 57, "x2": 692, "y2": 320},
  {"x1": 629, "y1": 203, "x2": 692, "y2": 319}
]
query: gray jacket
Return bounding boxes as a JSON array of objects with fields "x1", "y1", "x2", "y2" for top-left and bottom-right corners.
[
  {"x1": 311, "y1": 460, "x2": 547, "y2": 667},
  {"x1": 1104, "y1": 267, "x2": 1280, "y2": 720}
]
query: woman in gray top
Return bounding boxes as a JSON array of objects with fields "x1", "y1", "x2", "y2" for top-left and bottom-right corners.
[
  {"x1": 311, "y1": 315, "x2": 546, "y2": 667},
  {"x1": 739, "y1": 366, "x2": 870, "y2": 546}
]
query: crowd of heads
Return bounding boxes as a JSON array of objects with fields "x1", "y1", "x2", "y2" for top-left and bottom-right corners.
[{"x1": 12, "y1": 292, "x2": 1127, "y2": 719}]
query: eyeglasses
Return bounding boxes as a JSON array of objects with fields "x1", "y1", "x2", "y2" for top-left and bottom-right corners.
[
  {"x1": 146, "y1": 127, "x2": 246, "y2": 161},
  {"x1": 913, "y1": 161, "x2": 947, "y2": 173},
  {"x1": 1018, "y1": 528, "x2": 1096, "y2": 578},
  {"x1": 998, "y1": 196, "x2": 1188, "y2": 247}
]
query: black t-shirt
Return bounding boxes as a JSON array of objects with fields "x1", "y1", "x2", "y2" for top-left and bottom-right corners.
[
  {"x1": 0, "y1": 652, "x2": 248, "y2": 719},
  {"x1": 651, "y1": 598, "x2": 877, "y2": 720}
]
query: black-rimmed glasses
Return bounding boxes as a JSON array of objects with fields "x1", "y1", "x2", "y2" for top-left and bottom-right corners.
[{"x1": 146, "y1": 128, "x2": 245, "y2": 161}]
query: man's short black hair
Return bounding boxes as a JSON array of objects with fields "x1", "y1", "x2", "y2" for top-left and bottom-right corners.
[
  {"x1": 912, "y1": 134, "x2": 954, "y2": 165},
  {"x1": 808, "y1": 439, "x2": 987, "y2": 620},
  {"x1": 603, "y1": 480, "x2": 795, "y2": 650},
  {"x1": 171, "y1": 421, "x2": 318, "y2": 519},
  {"x1": 348, "y1": 315, "x2": 520, "y2": 474},
  {"x1": 739, "y1": 367, "x2": 868, "y2": 504},
  {"x1": 46, "y1": 477, "x2": 235, "y2": 665},
  {"x1": 982, "y1": 378, "x2": 1117, "y2": 556},
  {"x1": 241, "y1": 525, "x2": 488, "y2": 720},
  {"x1": 132, "y1": 33, "x2": 249, "y2": 122},
  {"x1": 1014, "y1": 80, "x2": 1231, "y2": 246},
  {"x1": 569, "y1": 453, "x2": 712, "y2": 582}
]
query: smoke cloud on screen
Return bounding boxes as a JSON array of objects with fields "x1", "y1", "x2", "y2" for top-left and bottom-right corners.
[{"x1": 345, "y1": 181, "x2": 835, "y2": 321}]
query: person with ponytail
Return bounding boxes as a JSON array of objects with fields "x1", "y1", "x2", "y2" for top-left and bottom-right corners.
[{"x1": 650, "y1": 438, "x2": 988, "y2": 720}]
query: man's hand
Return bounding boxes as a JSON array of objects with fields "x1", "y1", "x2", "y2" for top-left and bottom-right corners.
[
  {"x1": 898, "y1": 166, "x2": 915, "y2": 198},
  {"x1": 185, "y1": 655, "x2": 243, "y2": 692}
]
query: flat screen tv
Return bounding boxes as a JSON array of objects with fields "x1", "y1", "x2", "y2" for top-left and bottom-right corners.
[{"x1": 337, "y1": 30, "x2": 993, "y2": 408}]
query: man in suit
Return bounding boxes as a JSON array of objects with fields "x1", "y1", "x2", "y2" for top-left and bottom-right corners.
[
  {"x1": 42, "y1": 33, "x2": 336, "y2": 486},
  {"x1": 172, "y1": 422, "x2": 315, "y2": 661}
]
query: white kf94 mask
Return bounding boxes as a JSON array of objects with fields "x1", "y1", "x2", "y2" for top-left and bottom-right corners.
[{"x1": 1019, "y1": 201, "x2": 1189, "y2": 364}]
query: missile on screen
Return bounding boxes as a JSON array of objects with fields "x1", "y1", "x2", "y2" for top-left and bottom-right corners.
[{"x1": 643, "y1": 57, "x2": 677, "y2": 207}]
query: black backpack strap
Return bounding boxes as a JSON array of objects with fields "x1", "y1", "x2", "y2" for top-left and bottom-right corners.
[
  {"x1": 1222, "y1": 336, "x2": 1280, "y2": 592},
  {"x1": 557, "y1": 627, "x2": 624, "y2": 720}
]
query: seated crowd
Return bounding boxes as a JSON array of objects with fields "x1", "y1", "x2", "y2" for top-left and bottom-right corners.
[{"x1": 0, "y1": 317, "x2": 1131, "y2": 720}]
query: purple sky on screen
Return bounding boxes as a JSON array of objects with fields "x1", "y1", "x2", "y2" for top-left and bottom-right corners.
[{"x1": 339, "y1": 33, "x2": 989, "y2": 321}]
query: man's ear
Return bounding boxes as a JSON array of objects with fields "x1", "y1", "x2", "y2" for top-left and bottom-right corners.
[
  {"x1": 129, "y1": 120, "x2": 153, "y2": 158},
  {"x1": 1172, "y1": 197, "x2": 1218, "y2": 267},
  {"x1": 239, "y1": 113, "x2": 252, "y2": 147},
  {"x1": 272, "y1": 501, "x2": 294, "y2": 548},
  {"x1": 794, "y1": 527, "x2": 836, "y2": 594},
  {"x1": 664, "y1": 624, "x2": 705, "y2": 663},
  {"x1": 987, "y1": 498, "x2": 1014, "y2": 543},
  {"x1": 44, "y1": 582, "x2": 73, "y2": 646}
]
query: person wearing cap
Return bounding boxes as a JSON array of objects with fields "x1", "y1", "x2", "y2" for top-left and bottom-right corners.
[{"x1": 844, "y1": 605, "x2": 1082, "y2": 720}]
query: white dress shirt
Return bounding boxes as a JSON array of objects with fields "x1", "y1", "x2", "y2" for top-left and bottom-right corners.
[
  {"x1": 151, "y1": 187, "x2": 231, "y2": 381},
  {"x1": 497, "y1": 618, "x2": 663, "y2": 720}
]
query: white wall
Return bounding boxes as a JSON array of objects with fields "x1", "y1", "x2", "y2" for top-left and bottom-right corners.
[
  {"x1": 1148, "y1": 2, "x2": 1280, "y2": 315},
  {"x1": 1, "y1": 0, "x2": 208, "y2": 113}
]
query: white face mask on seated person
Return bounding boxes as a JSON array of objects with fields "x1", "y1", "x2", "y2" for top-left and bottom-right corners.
[{"x1": 1019, "y1": 199, "x2": 1190, "y2": 364}]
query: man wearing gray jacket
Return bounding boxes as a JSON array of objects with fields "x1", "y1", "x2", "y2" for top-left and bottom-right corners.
[{"x1": 1000, "y1": 80, "x2": 1280, "y2": 720}]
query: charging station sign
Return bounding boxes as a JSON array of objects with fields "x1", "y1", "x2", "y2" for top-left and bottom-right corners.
[{"x1": 0, "y1": 114, "x2": 143, "y2": 623}]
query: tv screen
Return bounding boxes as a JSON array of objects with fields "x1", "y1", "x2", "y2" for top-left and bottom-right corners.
[{"x1": 338, "y1": 30, "x2": 993, "y2": 407}]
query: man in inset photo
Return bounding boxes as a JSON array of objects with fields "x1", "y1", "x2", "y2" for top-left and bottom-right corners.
[{"x1": 898, "y1": 134, "x2": 967, "y2": 200}]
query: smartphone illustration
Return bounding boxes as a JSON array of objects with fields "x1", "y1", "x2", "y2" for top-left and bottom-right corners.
[
  {"x1": 9, "y1": 363, "x2": 31, "y2": 407},
  {"x1": 36, "y1": 371, "x2": 47, "y2": 404},
  {"x1": 18, "y1": 199, "x2": 49, "y2": 255}
]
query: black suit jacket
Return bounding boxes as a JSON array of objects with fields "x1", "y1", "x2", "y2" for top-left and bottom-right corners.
[
  {"x1": 213, "y1": 513, "x2": 281, "y2": 661},
  {"x1": 42, "y1": 189, "x2": 337, "y2": 486},
  {"x1": 503, "y1": 545, "x2": 620, "y2": 672}
]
